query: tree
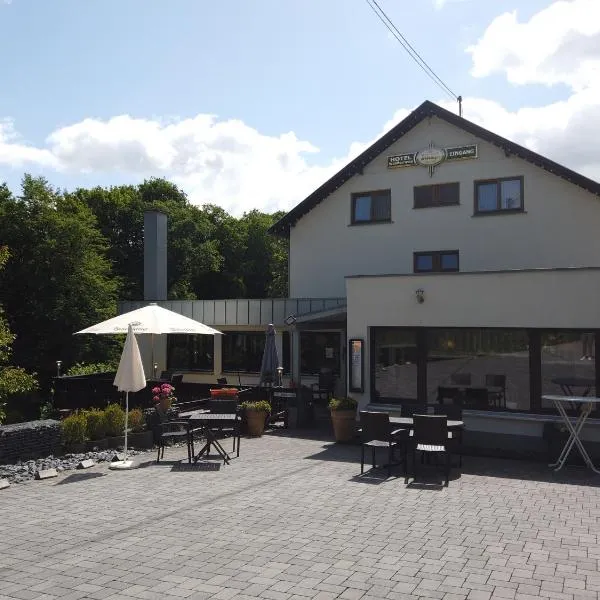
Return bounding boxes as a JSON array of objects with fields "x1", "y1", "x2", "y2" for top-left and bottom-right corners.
[
  {"x1": 0, "y1": 246, "x2": 38, "y2": 424},
  {"x1": 0, "y1": 176, "x2": 120, "y2": 396}
]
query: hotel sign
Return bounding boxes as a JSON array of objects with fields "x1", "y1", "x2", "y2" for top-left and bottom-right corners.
[{"x1": 388, "y1": 143, "x2": 478, "y2": 176}]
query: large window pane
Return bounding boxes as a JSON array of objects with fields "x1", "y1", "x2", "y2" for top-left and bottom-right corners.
[
  {"x1": 440, "y1": 252, "x2": 459, "y2": 271},
  {"x1": 353, "y1": 196, "x2": 371, "y2": 222},
  {"x1": 477, "y1": 182, "x2": 498, "y2": 212},
  {"x1": 372, "y1": 195, "x2": 391, "y2": 221},
  {"x1": 373, "y1": 329, "x2": 418, "y2": 402},
  {"x1": 300, "y1": 332, "x2": 340, "y2": 375},
  {"x1": 541, "y1": 331, "x2": 595, "y2": 409},
  {"x1": 428, "y1": 329, "x2": 530, "y2": 410},
  {"x1": 167, "y1": 335, "x2": 214, "y2": 371},
  {"x1": 222, "y1": 332, "x2": 265, "y2": 373},
  {"x1": 415, "y1": 254, "x2": 433, "y2": 272},
  {"x1": 500, "y1": 179, "x2": 522, "y2": 210}
]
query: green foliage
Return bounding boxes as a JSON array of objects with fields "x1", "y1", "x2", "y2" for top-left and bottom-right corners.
[
  {"x1": 39, "y1": 399, "x2": 58, "y2": 420},
  {"x1": 103, "y1": 403, "x2": 126, "y2": 437},
  {"x1": 85, "y1": 408, "x2": 107, "y2": 440},
  {"x1": 329, "y1": 397, "x2": 358, "y2": 411},
  {"x1": 61, "y1": 412, "x2": 87, "y2": 445},
  {"x1": 240, "y1": 400, "x2": 271, "y2": 414},
  {"x1": 66, "y1": 361, "x2": 118, "y2": 376},
  {"x1": 127, "y1": 408, "x2": 146, "y2": 433}
]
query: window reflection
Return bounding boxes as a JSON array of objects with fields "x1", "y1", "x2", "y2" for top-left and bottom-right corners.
[{"x1": 373, "y1": 329, "x2": 417, "y2": 402}]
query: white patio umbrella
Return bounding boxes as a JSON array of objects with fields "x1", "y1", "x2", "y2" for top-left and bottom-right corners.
[
  {"x1": 75, "y1": 303, "x2": 222, "y2": 375},
  {"x1": 110, "y1": 324, "x2": 146, "y2": 470}
]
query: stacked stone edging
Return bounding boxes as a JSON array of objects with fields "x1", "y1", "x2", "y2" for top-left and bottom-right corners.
[{"x1": 0, "y1": 420, "x2": 61, "y2": 464}]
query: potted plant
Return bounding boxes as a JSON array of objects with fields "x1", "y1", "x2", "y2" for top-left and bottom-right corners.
[
  {"x1": 152, "y1": 383, "x2": 176, "y2": 412},
  {"x1": 61, "y1": 411, "x2": 87, "y2": 453},
  {"x1": 104, "y1": 403, "x2": 126, "y2": 449},
  {"x1": 241, "y1": 400, "x2": 271, "y2": 437},
  {"x1": 127, "y1": 408, "x2": 154, "y2": 449},
  {"x1": 329, "y1": 396, "x2": 358, "y2": 442},
  {"x1": 85, "y1": 408, "x2": 107, "y2": 450}
]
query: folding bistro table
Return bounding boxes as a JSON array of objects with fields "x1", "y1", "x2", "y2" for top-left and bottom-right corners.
[
  {"x1": 542, "y1": 395, "x2": 600, "y2": 474},
  {"x1": 179, "y1": 409, "x2": 238, "y2": 465}
]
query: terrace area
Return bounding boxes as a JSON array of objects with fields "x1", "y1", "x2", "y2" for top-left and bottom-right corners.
[{"x1": 1, "y1": 430, "x2": 599, "y2": 600}]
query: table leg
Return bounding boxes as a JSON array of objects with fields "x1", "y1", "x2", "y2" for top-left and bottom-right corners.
[
  {"x1": 193, "y1": 427, "x2": 231, "y2": 465},
  {"x1": 550, "y1": 401, "x2": 600, "y2": 474}
]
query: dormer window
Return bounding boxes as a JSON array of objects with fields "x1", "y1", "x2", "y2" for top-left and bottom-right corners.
[{"x1": 351, "y1": 190, "x2": 391, "y2": 224}]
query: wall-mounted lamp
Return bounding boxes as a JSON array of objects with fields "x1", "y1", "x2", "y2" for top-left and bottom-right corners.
[
  {"x1": 284, "y1": 314, "x2": 297, "y2": 326},
  {"x1": 56, "y1": 360, "x2": 62, "y2": 377},
  {"x1": 415, "y1": 289, "x2": 425, "y2": 304}
]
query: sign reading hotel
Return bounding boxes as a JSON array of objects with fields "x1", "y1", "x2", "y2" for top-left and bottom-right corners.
[{"x1": 388, "y1": 142, "x2": 478, "y2": 176}]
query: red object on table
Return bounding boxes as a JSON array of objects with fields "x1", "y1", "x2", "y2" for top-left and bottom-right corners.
[{"x1": 210, "y1": 387, "x2": 239, "y2": 398}]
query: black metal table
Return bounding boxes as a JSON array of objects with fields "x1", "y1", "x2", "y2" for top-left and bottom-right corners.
[
  {"x1": 551, "y1": 377, "x2": 595, "y2": 396},
  {"x1": 179, "y1": 410, "x2": 239, "y2": 465},
  {"x1": 389, "y1": 417, "x2": 464, "y2": 431}
]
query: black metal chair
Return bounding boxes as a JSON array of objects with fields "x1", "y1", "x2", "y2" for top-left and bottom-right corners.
[
  {"x1": 170, "y1": 373, "x2": 184, "y2": 387},
  {"x1": 217, "y1": 377, "x2": 228, "y2": 385},
  {"x1": 463, "y1": 387, "x2": 489, "y2": 409},
  {"x1": 434, "y1": 404, "x2": 463, "y2": 467},
  {"x1": 401, "y1": 403, "x2": 428, "y2": 417},
  {"x1": 359, "y1": 411, "x2": 409, "y2": 477},
  {"x1": 486, "y1": 374, "x2": 507, "y2": 408},
  {"x1": 411, "y1": 414, "x2": 451, "y2": 486},
  {"x1": 156, "y1": 419, "x2": 193, "y2": 464},
  {"x1": 208, "y1": 399, "x2": 240, "y2": 457}
]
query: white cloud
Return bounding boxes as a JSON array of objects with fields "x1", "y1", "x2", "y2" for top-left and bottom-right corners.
[
  {"x1": 1, "y1": 1, "x2": 600, "y2": 214},
  {"x1": 467, "y1": 0, "x2": 600, "y2": 91}
]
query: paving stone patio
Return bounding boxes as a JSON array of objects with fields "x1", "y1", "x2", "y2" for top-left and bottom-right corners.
[{"x1": 1, "y1": 429, "x2": 599, "y2": 600}]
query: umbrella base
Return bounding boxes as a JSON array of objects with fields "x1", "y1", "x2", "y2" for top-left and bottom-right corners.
[{"x1": 109, "y1": 460, "x2": 134, "y2": 470}]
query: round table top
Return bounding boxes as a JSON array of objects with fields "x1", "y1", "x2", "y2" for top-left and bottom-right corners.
[{"x1": 389, "y1": 416, "x2": 464, "y2": 429}]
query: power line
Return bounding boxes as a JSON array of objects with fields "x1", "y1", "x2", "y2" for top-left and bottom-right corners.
[{"x1": 364, "y1": 0, "x2": 462, "y2": 112}]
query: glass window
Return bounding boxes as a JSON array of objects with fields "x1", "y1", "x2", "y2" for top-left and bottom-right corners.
[
  {"x1": 167, "y1": 335, "x2": 214, "y2": 371},
  {"x1": 440, "y1": 252, "x2": 459, "y2": 271},
  {"x1": 428, "y1": 329, "x2": 530, "y2": 411},
  {"x1": 222, "y1": 331, "x2": 290, "y2": 374},
  {"x1": 415, "y1": 254, "x2": 434, "y2": 272},
  {"x1": 414, "y1": 182, "x2": 460, "y2": 208},
  {"x1": 373, "y1": 329, "x2": 418, "y2": 403},
  {"x1": 351, "y1": 190, "x2": 391, "y2": 224},
  {"x1": 300, "y1": 332, "x2": 340, "y2": 375},
  {"x1": 476, "y1": 182, "x2": 498, "y2": 212},
  {"x1": 476, "y1": 177, "x2": 523, "y2": 213},
  {"x1": 541, "y1": 331, "x2": 596, "y2": 409}
]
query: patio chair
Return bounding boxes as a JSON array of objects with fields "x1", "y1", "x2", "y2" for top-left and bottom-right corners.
[
  {"x1": 156, "y1": 419, "x2": 194, "y2": 464},
  {"x1": 433, "y1": 404, "x2": 463, "y2": 467},
  {"x1": 359, "y1": 411, "x2": 409, "y2": 477},
  {"x1": 401, "y1": 403, "x2": 428, "y2": 417},
  {"x1": 411, "y1": 414, "x2": 451, "y2": 486},
  {"x1": 485, "y1": 374, "x2": 507, "y2": 408},
  {"x1": 463, "y1": 387, "x2": 489, "y2": 409},
  {"x1": 450, "y1": 372, "x2": 472, "y2": 386},
  {"x1": 208, "y1": 399, "x2": 240, "y2": 457}
]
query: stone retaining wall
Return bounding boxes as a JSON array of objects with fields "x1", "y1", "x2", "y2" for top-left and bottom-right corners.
[{"x1": 0, "y1": 420, "x2": 61, "y2": 464}]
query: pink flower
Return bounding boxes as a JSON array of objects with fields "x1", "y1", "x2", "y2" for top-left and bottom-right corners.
[
  {"x1": 152, "y1": 395, "x2": 160, "y2": 403},
  {"x1": 152, "y1": 386, "x2": 160, "y2": 394}
]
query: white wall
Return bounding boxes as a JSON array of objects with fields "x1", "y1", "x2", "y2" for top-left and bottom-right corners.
[
  {"x1": 346, "y1": 268, "x2": 600, "y2": 408},
  {"x1": 289, "y1": 116, "x2": 600, "y2": 298}
]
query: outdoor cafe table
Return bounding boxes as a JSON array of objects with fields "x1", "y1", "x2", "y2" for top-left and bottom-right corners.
[
  {"x1": 178, "y1": 409, "x2": 238, "y2": 465},
  {"x1": 551, "y1": 377, "x2": 595, "y2": 396},
  {"x1": 389, "y1": 416, "x2": 464, "y2": 431},
  {"x1": 542, "y1": 395, "x2": 600, "y2": 474}
]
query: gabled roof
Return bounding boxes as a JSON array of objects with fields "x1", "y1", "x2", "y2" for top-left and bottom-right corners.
[{"x1": 269, "y1": 100, "x2": 600, "y2": 236}]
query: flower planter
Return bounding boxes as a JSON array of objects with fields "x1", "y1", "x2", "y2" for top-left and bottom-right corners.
[
  {"x1": 330, "y1": 409, "x2": 357, "y2": 443},
  {"x1": 85, "y1": 438, "x2": 107, "y2": 451},
  {"x1": 105, "y1": 435, "x2": 125, "y2": 450},
  {"x1": 128, "y1": 430, "x2": 154, "y2": 449},
  {"x1": 246, "y1": 411, "x2": 268, "y2": 437}
]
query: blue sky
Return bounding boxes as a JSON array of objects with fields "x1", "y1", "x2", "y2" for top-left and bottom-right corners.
[{"x1": 0, "y1": 0, "x2": 597, "y2": 214}]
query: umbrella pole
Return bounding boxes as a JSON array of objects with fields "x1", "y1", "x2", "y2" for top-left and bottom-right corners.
[{"x1": 123, "y1": 391, "x2": 129, "y2": 461}]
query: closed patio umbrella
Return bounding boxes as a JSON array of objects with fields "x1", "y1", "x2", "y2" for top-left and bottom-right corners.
[
  {"x1": 259, "y1": 324, "x2": 280, "y2": 386},
  {"x1": 110, "y1": 324, "x2": 146, "y2": 470}
]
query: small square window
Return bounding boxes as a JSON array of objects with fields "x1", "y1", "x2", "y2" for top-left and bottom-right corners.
[
  {"x1": 475, "y1": 177, "x2": 523, "y2": 214},
  {"x1": 440, "y1": 252, "x2": 459, "y2": 271},
  {"x1": 415, "y1": 254, "x2": 434, "y2": 272},
  {"x1": 414, "y1": 251, "x2": 459, "y2": 273},
  {"x1": 351, "y1": 190, "x2": 391, "y2": 224}
]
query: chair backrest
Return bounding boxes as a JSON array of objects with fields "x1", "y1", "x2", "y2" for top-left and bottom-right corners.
[
  {"x1": 485, "y1": 374, "x2": 506, "y2": 388},
  {"x1": 402, "y1": 403, "x2": 427, "y2": 417},
  {"x1": 463, "y1": 387, "x2": 489, "y2": 409},
  {"x1": 413, "y1": 414, "x2": 448, "y2": 445},
  {"x1": 433, "y1": 404, "x2": 463, "y2": 420},
  {"x1": 217, "y1": 377, "x2": 228, "y2": 385},
  {"x1": 170, "y1": 373, "x2": 184, "y2": 386},
  {"x1": 359, "y1": 411, "x2": 391, "y2": 442},
  {"x1": 208, "y1": 399, "x2": 238, "y2": 414},
  {"x1": 450, "y1": 372, "x2": 471, "y2": 386}
]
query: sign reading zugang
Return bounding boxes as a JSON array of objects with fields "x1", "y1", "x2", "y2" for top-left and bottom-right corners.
[{"x1": 388, "y1": 143, "x2": 478, "y2": 173}]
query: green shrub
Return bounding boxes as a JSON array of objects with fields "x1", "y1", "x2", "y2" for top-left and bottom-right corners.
[
  {"x1": 66, "y1": 361, "x2": 118, "y2": 376},
  {"x1": 61, "y1": 412, "x2": 87, "y2": 445},
  {"x1": 329, "y1": 396, "x2": 358, "y2": 411},
  {"x1": 240, "y1": 400, "x2": 271, "y2": 414},
  {"x1": 127, "y1": 408, "x2": 145, "y2": 433},
  {"x1": 104, "y1": 403, "x2": 125, "y2": 437},
  {"x1": 85, "y1": 408, "x2": 107, "y2": 440}
]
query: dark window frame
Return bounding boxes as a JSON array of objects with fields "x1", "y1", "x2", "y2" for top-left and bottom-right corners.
[
  {"x1": 350, "y1": 189, "x2": 392, "y2": 225},
  {"x1": 474, "y1": 175, "x2": 524, "y2": 215},
  {"x1": 166, "y1": 334, "x2": 215, "y2": 372},
  {"x1": 413, "y1": 250, "x2": 460, "y2": 273},
  {"x1": 413, "y1": 182, "x2": 460, "y2": 209}
]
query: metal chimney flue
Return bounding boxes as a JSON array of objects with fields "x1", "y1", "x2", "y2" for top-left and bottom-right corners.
[{"x1": 143, "y1": 210, "x2": 167, "y2": 301}]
